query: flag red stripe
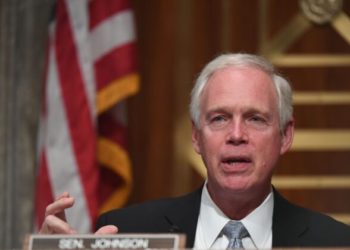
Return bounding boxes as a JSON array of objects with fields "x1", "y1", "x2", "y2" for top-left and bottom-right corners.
[
  {"x1": 94, "y1": 43, "x2": 138, "y2": 90},
  {"x1": 55, "y1": 0, "x2": 98, "y2": 223},
  {"x1": 89, "y1": 0, "x2": 131, "y2": 30},
  {"x1": 35, "y1": 152, "x2": 54, "y2": 227}
]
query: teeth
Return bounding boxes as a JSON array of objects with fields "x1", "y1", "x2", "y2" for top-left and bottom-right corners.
[{"x1": 226, "y1": 158, "x2": 249, "y2": 163}]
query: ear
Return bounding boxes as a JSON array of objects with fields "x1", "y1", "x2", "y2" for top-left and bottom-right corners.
[
  {"x1": 280, "y1": 119, "x2": 295, "y2": 155},
  {"x1": 191, "y1": 121, "x2": 201, "y2": 154}
]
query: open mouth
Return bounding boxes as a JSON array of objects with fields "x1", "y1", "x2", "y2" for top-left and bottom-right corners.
[{"x1": 222, "y1": 156, "x2": 251, "y2": 165}]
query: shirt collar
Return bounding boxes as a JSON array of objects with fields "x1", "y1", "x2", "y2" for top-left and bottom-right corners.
[
  {"x1": 241, "y1": 190, "x2": 274, "y2": 248},
  {"x1": 199, "y1": 182, "x2": 274, "y2": 248},
  {"x1": 198, "y1": 183, "x2": 229, "y2": 247}
]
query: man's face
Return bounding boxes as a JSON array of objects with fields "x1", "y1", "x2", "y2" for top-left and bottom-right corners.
[{"x1": 192, "y1": 66, "x2": 294, "y2": 198}]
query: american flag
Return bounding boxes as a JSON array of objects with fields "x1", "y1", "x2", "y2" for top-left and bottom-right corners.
[{"x1": 35, "y1": 0, "x2": 139, "y2": 233}]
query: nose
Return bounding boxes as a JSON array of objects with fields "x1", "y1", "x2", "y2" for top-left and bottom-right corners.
[{"x1": 226, "y1": 118, "x2": 248, "y2": 145}]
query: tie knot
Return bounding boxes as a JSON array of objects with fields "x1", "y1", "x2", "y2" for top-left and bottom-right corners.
[{"x1": 222, "y1": 221, "x2": 249, "y2": 240}]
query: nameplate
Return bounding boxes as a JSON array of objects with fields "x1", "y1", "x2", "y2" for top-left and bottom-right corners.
[{"x1": 26, "y1": 234, "x2": 186, "y2": 250}]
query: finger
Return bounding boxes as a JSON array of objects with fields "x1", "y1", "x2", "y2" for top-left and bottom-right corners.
[
  {"x1": 45, "y1": 197, "x2": 74, "y2": 216},
  {"x1": 40, "y1": 214, "x2": 77, "y2": 234},
  {"x1": 55, "y1": 192, "x2": 70, "y2": 201},
  {"x1": 45, "y1": 197, "x2": 75, "y2": 221},
  {"x1": 95, "y1": 225, "x2": 118, "y2": 235}
]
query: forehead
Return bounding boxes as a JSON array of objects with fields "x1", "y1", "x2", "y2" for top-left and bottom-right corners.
[{"x1": 201, "y1": 66, "x2": 278, "y2": 111}]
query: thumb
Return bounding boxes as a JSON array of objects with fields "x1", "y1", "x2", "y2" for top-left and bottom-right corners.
[{"x1": 95, "y1": 225, "x2": 118, "y2": 235}]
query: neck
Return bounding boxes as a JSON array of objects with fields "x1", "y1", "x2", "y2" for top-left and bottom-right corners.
[{"x1": 207, "y1": 183, "x2": 271, "y2": 220}]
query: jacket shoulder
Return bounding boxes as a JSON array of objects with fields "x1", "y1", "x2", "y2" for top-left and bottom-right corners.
[
  {"x1": 96, "y1": 187, "x2": 202, "y2": 233},
  {"x1": 273, "y1": 189, "x2": 350, "y2": 247}
]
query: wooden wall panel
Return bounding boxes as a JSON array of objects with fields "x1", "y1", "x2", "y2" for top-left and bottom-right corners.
[
  {"x1": 128, "y1": 0, "x2": 178, "y2": 201},
  {"x1": 266, "y1": 0, "x2": 350, "y2": 223}
]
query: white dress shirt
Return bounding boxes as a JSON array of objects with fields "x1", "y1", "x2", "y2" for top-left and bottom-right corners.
[{"x1": 194, "y1": 183, "x2": 274, "y2": 249}]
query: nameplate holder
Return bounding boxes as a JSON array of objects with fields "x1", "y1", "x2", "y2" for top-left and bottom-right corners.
[{"x1": 26, "y1": 233, "x2": 186, "y2": 250}]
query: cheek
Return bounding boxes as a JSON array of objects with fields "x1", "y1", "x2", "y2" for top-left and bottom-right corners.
[
  {"x1": 204, "y1": 134, "x2": 223, "y2": 151},
  {"x1": 199, "y1": 134, "x2": 222, "y2": 161},
  {"x1": 253, "y1": 133, "x2": 282, "y2": 165}
]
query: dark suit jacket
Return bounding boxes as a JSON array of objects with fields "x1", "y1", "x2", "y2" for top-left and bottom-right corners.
[{"x1": 96, "y1": 187, "x2": 350, "y2": 248}]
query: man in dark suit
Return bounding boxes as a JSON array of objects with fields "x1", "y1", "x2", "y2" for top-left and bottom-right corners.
[
  {"x1": 96, "y1": 187, "x2": 350, "y2": 248},
  {"x1": 40, "y1": 53, "x2": 350, "y2": 248}
]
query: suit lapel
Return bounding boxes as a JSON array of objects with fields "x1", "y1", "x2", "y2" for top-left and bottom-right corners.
[
  {"x1": 163, "y1": 187, "x2": 202, "y2": 248},
  {"x1": 272, "y1": 189, "x2": 309, "y2": 247}
]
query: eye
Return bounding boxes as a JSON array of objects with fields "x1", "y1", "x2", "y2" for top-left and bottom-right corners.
[
  {"x1": 246, "y1": 114, "x2": 269, "y2": 128},
  {"x1": 249, "y1": 115, "x2": 265, "y2": 122},
  {"x1": 211, "y1": 115, "x2": 226, "y2": 123},
  {"x1": 207, "y1": 114, "x2": 229, "y2": 130}
]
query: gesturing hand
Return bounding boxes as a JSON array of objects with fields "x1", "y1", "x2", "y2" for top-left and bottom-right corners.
[
  {"x1": 39, "y1": 192, "x2": 77, "y2": 234},
  {"x1": 39, "y1": 192, "x2": 118, "y2": 235}
]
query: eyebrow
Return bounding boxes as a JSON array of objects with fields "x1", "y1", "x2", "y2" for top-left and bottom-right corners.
[
  {"x1": 205, "y1": 106, "x2": 272, "y2": 120},
  {"x1": 204, "y1": 107, "x2": 230, "y2": 118},
  {"x1": 244, "y1": 107, "x2": 271, "y2": 116}
]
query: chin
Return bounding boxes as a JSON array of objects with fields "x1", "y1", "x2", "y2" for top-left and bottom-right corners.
[{"x1": 220, "y1": 178, "x2": 253, "y2": 194}]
